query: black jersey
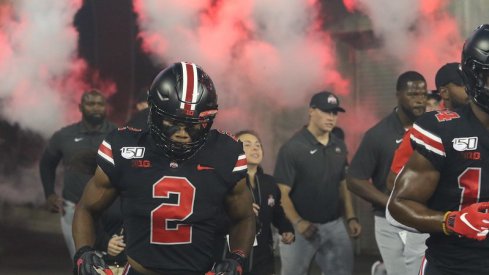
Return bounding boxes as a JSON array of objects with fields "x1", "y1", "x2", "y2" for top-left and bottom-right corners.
[
  {"x1": 411, "y1": 105, "x2": 489, "y2": 273},
  {"x1": 97, "y1": 128, "x2": 247, "y2": 273}
]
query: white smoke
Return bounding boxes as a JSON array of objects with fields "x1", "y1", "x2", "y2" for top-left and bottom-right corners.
[
  {"x1": 0, "y1": 0, "x2": 83, "y2": 137},
  {"x1": 348, "y1": 0, "x2": 463, "y2": 81},
  {"x1": 135, "y1": 0, "x2": 348, "y2": 111},
  {"x1": 134, "y1": 0, "x2": 350, "y2": 170},
  {"x1": 353, "y1": 0, "x2": 420, "y2": 60}
]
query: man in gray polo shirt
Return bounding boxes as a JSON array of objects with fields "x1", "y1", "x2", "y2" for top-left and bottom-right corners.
[
  {"x1": 40, "y1": 89, "x2": 116, "y2": 259},
  {"x1": 274, "y1": 91, "x2": 361, "y2": 275},
  {"x1": 347, "y1": 71, "x2": 428, "y2": 275}
]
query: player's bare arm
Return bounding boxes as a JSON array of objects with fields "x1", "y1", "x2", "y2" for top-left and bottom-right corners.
[
  {"x1": 225, "y1": 177, "x2": 256, "y2": 255},
  {"x1": 387, "y1": 151, "x2": 445, "y2": 232},
  {"x1": 340, "y1": 179, "x2": 362, "y2": 237},
  {"x1": 277, "y1": 184, "x2": 300, "y2": 224},
  {"x1": 73, "y1": 166, "x2": 118, "y2": 249},
  {"x1": 386, "y1": 171, "x2": 397, "y2": 192},
  {"x1": 346, "y1": 176, "x2": 390, "y2": 208},
  {"x1": 278, "y1": 183, "x2": 317, "y2": 239}
]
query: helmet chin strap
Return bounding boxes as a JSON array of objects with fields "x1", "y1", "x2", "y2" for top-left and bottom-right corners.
[{"x1": 149, "y1": 119, "x2": 208, "y2": 162}]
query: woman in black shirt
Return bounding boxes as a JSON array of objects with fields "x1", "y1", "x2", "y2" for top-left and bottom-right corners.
[{"x1": 236, "y1": 130, "x2": 295, "y2": 275}]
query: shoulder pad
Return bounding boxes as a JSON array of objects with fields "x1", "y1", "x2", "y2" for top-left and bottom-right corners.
[
  {"x1": 118, "y1": 126, "x2": 143, "y2": 132},
  {"x1": 215, "y1": 129, "x2": 238, "y2": 141}
]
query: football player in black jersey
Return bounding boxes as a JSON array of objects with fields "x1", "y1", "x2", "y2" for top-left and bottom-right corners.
[
  {"x1": 72, "y1": 62, "x2": 256, "y2": 275},
  {"x1": 388, "y1": 25, "x2": 489, "y2": 274}
]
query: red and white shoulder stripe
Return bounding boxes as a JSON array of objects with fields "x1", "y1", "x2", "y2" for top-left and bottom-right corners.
[
  {"x1": 232, "y1": 154, "x2": 247, "y2": 172},
  {"x1": 410, "y1": 123, "x2": 445, "y2": 157},
  {"x1": 98, "y1": 140, "x2": 115, "y2": 165}
]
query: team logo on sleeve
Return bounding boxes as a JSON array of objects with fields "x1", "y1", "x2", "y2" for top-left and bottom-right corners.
[
  {"x1": 267, "y1": 195, "x2": 275, "y2": 207},
  {"x1": 452, "y1": 137, "x2": 478, "y2": 151},
  {"x1": 120, "y1": 147, "x2": 146, "y2": 159},
  {"x1": 435, "y1": 110, "x2": 460, "y2": 122}
]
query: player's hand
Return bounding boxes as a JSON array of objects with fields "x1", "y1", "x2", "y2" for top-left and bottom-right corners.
[
  {"x1": 252, "y1": 203, "x2": 260, "y2": 216},
  {"x1": 107, "y1": 234, "x2": 125, "y2": 256},
  {"x1": 73, "y1": 246, "x2": 113, "y2": 275},
  {"x1": 45, "y1": 193, "x2": 62, "y2": 213},
  {"x1": 444, "y1": 202, "x2": 489, "y2": 241},
  {"x1": 296, "y1": 220, "x2": 318, "y2": 240},
  {"x1": 212, "y1": 251, "x2": 245, "y2": 275},
  {"x1": 281, "y1": 232, "x2": 295, "y2": 244},
  {"x1": 347, "y1": 218, "x2": 362, "y2": 238},
  {"x1": 212, "y1": 259, "x2": 243, "y2": 275}
]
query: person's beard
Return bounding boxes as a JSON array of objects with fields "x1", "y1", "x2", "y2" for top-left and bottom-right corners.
[
  {"x1": 83, "y1": 113, "x2": 105, "y2": 125},
  {"x1": 400, "y1": 104, "x2": 423, "y2": 123},
  {"x1": 450, "y1": 98, "x2": 468, "y2": 110}
]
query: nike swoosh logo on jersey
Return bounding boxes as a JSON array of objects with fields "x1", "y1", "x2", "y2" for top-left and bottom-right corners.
[
  {"x1": 310, "y1": 149, "x2": 318, "y2": 154},
  {"x1": 396, "y1": 139, "x2": 403, "y2": 144},
  {"x1": 74, "y1": 137, "x2": 84, "y2": 142},
  {"x1": 197, "y1": 164, "x2": 214, "y2": 171},
  {"x1": 460, "y1": 213, "x2": 481, "y2": 232}
]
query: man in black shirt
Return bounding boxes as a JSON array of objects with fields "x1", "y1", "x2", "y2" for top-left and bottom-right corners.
[
  {"x1": 347, "y1": 71, "x2": 427, "y2": 275},
  {"x1": 274, "y1": 91, "x2": 361, "y2": 275},
  {"x1": 39, "y1": 89, "x2": 116, "y2": 258}
]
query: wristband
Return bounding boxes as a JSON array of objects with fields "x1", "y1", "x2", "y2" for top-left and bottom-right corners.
[
  {"x1": 442, "y1": 211, "x2": 452, "y2": 236},
  {"x1": 294, "y1": 218, "x2": 303, "y2": 226},
  {"x1": 346, "y1": 217, "x2": 359, "y2": 223},
  {"x1": 229, "y1": 249, "x2": 246, "y2": 267},
  {"x1": 73, "y1": 246, "x2": 94, "y2": 262},
  {"x1": 73, "y1": 246, "x2": 95, "y2": 275}
]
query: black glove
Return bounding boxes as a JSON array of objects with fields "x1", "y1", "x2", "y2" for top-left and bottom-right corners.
[
  {"x1": 73, "y1": 246, "x2": 113, "y2": 275},
  {"x1": 212, "y1": 251, "x2": 245, "y2": 275}
]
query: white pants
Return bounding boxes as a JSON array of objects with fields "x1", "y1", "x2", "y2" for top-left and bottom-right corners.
[
  {"x1": 60, "y1": 200, "x2": 76, "y2": 260},
  {"x1": 280, "y1": 218, "x2": 353, "y2": 275},
  {"x1": 375, "y1": 216, "x2": 428, "y2": 275}
]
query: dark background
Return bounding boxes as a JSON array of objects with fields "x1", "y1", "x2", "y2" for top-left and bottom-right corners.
[{"x1": 74, "y1": 0, "x2": 159, "y2": 124}]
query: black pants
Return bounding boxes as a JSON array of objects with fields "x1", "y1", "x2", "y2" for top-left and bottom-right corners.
[
  {"x1": 244, "y1": 255, "x2": 275, "y2": 275},
  {"x1": 420, "y1": 259, "x2": 476, "y2": 275},
  {"x1": 123, "y1": 263, "x2": 204, "y2": 275},
  {"x1": 420, "y1": 261, "x2": 444, "y2": 275}
]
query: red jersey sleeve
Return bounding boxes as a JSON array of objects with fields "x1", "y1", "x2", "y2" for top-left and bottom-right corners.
[{"x1": 390, "y1": 128, "x2": 414, "y2": 174}]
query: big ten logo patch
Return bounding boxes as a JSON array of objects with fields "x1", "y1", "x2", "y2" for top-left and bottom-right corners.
[
  {"x1": 132, "y1": 159, "x2": 151, "y2": 168},
  {"x1": 461, "y1": 151, "x2": 481, "y2": 160}
]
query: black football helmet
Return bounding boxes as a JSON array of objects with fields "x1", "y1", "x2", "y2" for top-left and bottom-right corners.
[
  {"x1": 461, "y1": 24, "x2": 489, "y2": 113},
  {"x1": 147, "y1": 62, "x2": 218, "y2": 161}
]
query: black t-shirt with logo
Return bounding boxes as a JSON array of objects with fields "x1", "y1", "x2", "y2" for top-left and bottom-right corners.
[
  {"x1": 411, "y1": 105, "x2": 489, "y2": 273},
  {"x1": 97, "y1": 128, "x2": 247, "y2": 273},
  {"x1": 40, "y1": 120, "x2": 116, "y2": 202},
  {"x1": 274, "y1": 127, "x2": 347, "y2": 223},
  {"x1": 348, "y1": 110, "x2": 405, "y2": 216}
]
